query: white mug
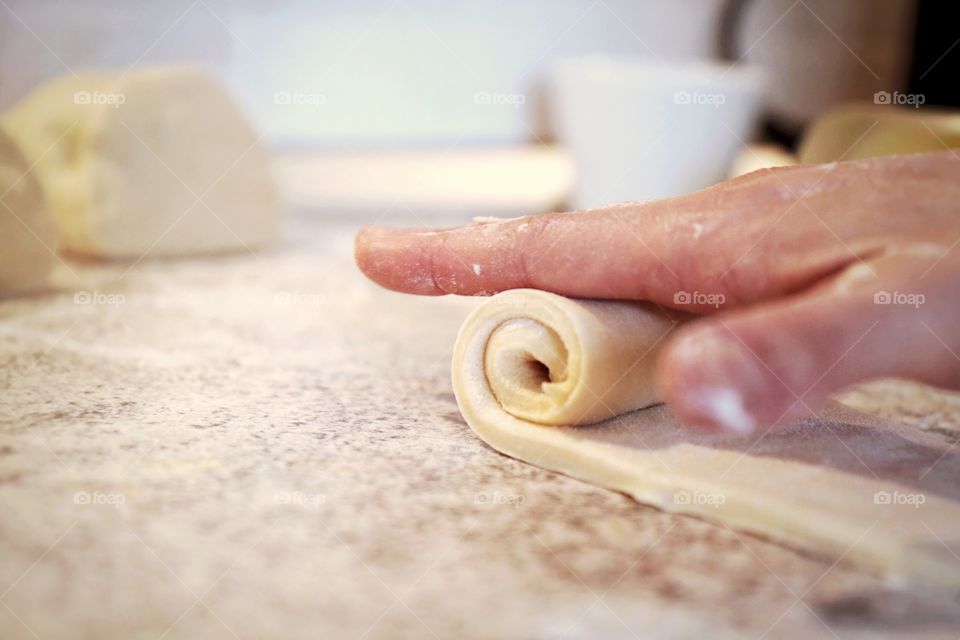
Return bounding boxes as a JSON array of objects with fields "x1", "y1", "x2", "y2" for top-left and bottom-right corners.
[{"x1": 549, "y1": 55, "x2": 765, "y2": 208}]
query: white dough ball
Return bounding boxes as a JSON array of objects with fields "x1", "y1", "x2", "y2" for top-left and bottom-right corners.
[{"x1": 2, "y1": 66, "x2": 280, "y2": 258}]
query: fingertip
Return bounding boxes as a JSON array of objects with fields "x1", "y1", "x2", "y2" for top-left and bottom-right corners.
[
  {"x1": 353, "y1": 226, "x2": 385, "y2": 283},
  {"x1": 354, "y1": 226, "x2": 444, "y2": 295},
  {"x1": 353, "y1": 226, "x2": 376, "y2": 273},
  {"x1": 657, "y1": 324, "x2": 778, "y2": 435}
]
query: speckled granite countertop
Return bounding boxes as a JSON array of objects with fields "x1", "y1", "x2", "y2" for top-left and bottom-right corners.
[{"x1": 2, "y1": 211, "x2": 960, "y2": 640}]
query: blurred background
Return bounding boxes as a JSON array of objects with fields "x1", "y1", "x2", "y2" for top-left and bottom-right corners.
[{"x1": 3, "y1": 0, "x2": 954, "y2": 220}]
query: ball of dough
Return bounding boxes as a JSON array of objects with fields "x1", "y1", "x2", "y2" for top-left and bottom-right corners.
[
  {"x1": 0, "y1": 127, "x2": 59, "y2": 297},
  {"x1": 2, "y1": 66, "x2": 279, "y2": 258}
]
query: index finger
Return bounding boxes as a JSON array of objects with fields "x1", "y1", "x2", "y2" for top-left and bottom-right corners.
[
  {"x1": 355, "y1": 207, "x2": 675, "y2": 297},
  {"x1": 354, "y1": 162, "x2": 877, "y2": 309}
]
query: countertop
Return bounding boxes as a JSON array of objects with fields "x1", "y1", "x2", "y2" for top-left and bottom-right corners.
[{"x1": 2, "y1": 211, "x2": 960, "y2": 640}]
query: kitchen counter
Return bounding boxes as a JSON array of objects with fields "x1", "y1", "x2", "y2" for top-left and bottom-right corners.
[{"x1": 2, "y1": 211, "x2": 960, "y2": 639}]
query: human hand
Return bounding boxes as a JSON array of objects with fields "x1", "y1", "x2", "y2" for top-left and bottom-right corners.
[{"x1": 356, "y1": 151, "x2": 960, "y2": 434}]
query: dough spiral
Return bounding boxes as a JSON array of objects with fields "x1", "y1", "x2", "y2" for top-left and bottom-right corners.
[{"x1": 454, "y1": 288, "x2": 677, "y2": 427}]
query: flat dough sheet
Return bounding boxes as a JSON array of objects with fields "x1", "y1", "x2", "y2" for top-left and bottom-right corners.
[{"x1": 452, "y1": 289, "x2": 960, "y2": 591}]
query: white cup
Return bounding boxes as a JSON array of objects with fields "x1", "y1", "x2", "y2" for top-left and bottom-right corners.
[{"x1": 549, "y1": 56, "x2": 765, "y2": 209}]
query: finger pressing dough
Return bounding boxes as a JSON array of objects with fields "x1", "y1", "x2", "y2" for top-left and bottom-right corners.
[
  {"x1": 2, "y1": 66, "x2": 279, "y2": 258},
  {"x1": 0, "y1": 127, "x2": 59, "y2": 297},
  {"x1": 453, "y1": 289, "x2": 960, "y2": 591}
]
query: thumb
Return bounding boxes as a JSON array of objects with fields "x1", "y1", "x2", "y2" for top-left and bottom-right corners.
[{"x1": 656, "y1": 246, "x2": 960, "y2": 434}]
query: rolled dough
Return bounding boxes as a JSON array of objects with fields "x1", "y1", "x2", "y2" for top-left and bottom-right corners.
[
  {"x1": 1, "y1": 66, "x2": 279, "y2": 258},
  {"x1": 452, "y1": 289, "x2": 960, "y2": 591},
  {"x1": 0, "y1": 127, "x2": 58, "y2": 296}
]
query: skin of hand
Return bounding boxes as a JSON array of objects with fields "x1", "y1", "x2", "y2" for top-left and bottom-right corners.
[{"x1": 355, "y1": 150, "x2": 960, "y2": 435}]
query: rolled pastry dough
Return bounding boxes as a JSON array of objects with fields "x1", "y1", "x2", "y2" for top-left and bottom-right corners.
[{"x1": 453, "y1": 289, "x2": 960, "y2": 590}]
